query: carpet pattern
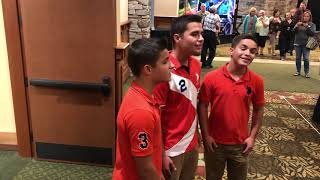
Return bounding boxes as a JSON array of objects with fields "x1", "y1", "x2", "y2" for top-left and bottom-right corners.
[
  {"x1": 14, "y1": 160, "x2": 113, "y2": 180},
  {"x1": 195, "y1": 91, "x2": 320, "y2": 180},
  {"x1": 0, "y1": 151, "x2": 113, "y2": 180},
  {"x1": 1, "y1": 91, "x2": 320, "y2": 180}
]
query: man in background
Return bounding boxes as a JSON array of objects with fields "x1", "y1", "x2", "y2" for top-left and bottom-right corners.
[{"x1": 201, "y1": 6, "x2": 220, "y2": 69}]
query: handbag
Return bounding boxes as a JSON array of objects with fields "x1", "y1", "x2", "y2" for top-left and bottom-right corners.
[{"x1": 306, "y1": 36, "x2": 318, "y2": 50}]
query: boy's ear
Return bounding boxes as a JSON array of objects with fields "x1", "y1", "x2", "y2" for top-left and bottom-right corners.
[
  {"x1": 173, "y1": 33, "x2": 181, "y2": 43},
  {"x1": 229, "y1": 47, "x2": 234, "y2": 55},
  {"x1": 142, "y1": 64, "x2": 152, "y2": 75}
]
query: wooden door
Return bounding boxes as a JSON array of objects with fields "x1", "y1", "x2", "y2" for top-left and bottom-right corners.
[{"x1": 18, "y1": 0, "x2": 116, "y2": 165}]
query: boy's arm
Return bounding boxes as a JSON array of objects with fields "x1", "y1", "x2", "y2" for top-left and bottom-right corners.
[
  {"x1": 243, "y1": 105, "x2": 264, "y2": 154},
  {"x1": 198, "y1": 101, "x2": 217, "y2": 152},
  {"x1": 158, "y1": 105, "x2": 176, "y2": 178},
  {"x1": 249, "y1": 105, "x2": 264, "y2": 139},
  {"x1": 243, "y1": 79, "x2": 265, "y2": 154},
  {"x1": 162, "y1": 146, "x2": 176, "y2": 178},
  {"x1": 134, "y1": 156, "x2": 162, "y2": 180},
  {"x1": 127, "y1": 110, "x2": 162, "y2": 179},
  {"x1": 154, "y1": 83, "x2": 175, "y2": 178},
  {"x1": 198, "y1": 80, "x2": 217, "y2": 152}
]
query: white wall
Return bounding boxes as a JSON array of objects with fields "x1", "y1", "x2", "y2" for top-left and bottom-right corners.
[
  {"x1": 116, "y1": 0, "x2": 128, "y2": 44},
  {"x1": 120, "y1": 0, "x2": 128, "y2": 23},
  {"x1": 154, "y1": 0, "x2": 179, "y2": 17},
  {"x1": 0, "y1": 1, "x2": 16, "y2": 133}
]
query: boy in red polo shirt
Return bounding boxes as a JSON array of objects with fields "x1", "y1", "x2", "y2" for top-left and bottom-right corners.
[
  {"x1": 153, "y1": 15, "x2": 203, "y2": 180},
  {"x1": 198, "y1": 34, "x2": 265, "y2": 180},
  {"x1": 112, "y1": 38, "x2": 172, "y2": 180}
]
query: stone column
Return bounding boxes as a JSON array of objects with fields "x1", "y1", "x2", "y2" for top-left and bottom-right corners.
[{"x1": 128, "y1": 0, "x2": 151, "y2": 43}]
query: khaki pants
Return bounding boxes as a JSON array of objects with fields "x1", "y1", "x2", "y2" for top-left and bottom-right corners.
[
  {"x1": 166, "y1": 147, "x2": 199, "y2": 180},
  {"x1": 204, "y1": 144, "x2": 248, "y2": 180},
  {"x1": 269, "y1": 33, "x2": 277, "y2": 54}
]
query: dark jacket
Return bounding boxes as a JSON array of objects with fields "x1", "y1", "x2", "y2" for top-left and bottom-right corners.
[{"x1": 279, "y1": 20, "x2": 294, "y2": 40}]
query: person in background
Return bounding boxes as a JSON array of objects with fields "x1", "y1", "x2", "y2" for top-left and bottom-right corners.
[
  {"x1": 292, "y1": 2, "x2": 309, "y2": 25},
  {"x1": 268, "y1": 9, "x2": 281, "y2": 56},
  {"x1": 201, "y1": 6, "x2": 220, "y2": 68},
  {"x1": 255, "y1": 10, "x2": 269, "y2": 56},
  {"x1": 288, "y1": 8, "x2": 298, "y2": 55},
  {"x1": 279, "y1": 12, "x2": 294, "y2": 61},
  {"x1": 243, "y1": 7, "x2": 258, "y2": 35},
  {"x1": 112, "y1": 38, "x2": 172, "y2": 180},
  {"x1": 198, "y1": 34, "x2": 265, "y2": 180},
  {"x1": 153, "y1": 14, "x2": 203, "y2": 180},
  {"x1": 197, "y1": 3, "x2": 210, "y2": 23},
  {"x1": 291, "y1": 2, "x2": 310, "y2": 56},
  {"x1": 293, "y1": 11, "x2": 316, "y2": 78},
  {"x1": 290, "y1": 8, "x2": 297, "y2": 18}
]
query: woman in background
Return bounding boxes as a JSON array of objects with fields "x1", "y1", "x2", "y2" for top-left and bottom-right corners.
[
  {"x1": 243, "y1": 7, "x2": 258, "y2": 35},
  {"x1": 279, "y1": 12, "x2": 294, "y2": 61},
  {"x1": 268, "y1": 9, "x2": 281, "y2": 56},
  {"x1": 255, "y1": 10, "x2": 269, "y2": 55},
  {"x1": 293, "y1": 11, "x2": 316, "y2": 78}
]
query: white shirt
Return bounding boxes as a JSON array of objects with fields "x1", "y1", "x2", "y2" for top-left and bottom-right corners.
[{"x1": 203, "y1": 13, "x2": 220, "y2": 32}]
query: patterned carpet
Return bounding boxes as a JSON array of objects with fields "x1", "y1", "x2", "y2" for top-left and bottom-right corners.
[
  {"x1": 1, "y1": 91, "x2": 320, "y2": 180},
  {"x1": 0, "y1": 150, "x2": 113, "y2": 180},
  {"x1": 195, "y1": 91, "x2": 320, "y2": 180}
]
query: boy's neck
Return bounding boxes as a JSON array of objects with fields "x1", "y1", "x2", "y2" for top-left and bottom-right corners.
[
  {"x1": 227, "y1": 61, "x2": 247, "y2": 79},
  {"x1": 134, "y1": 77, "x2": 154, "y2": 95},
  {"x1": 171, "y1": 49, "x2": 189, "y2": 66}
]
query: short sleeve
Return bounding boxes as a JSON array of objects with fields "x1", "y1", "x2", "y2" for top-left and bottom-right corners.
[
  {"x1": 153, "y1": 82, "x2": 169, "y2": 105},
  {"x1": 125, "y1": 109, "x2": 157, "y2": 157},
  {"x1": 252, "y1": 78, "x2": 265, "y2": 107},
  {"x1": 198, "y1": 75, "x2": 213, "y2": 103}
]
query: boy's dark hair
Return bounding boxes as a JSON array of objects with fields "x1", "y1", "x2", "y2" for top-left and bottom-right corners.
[
  {"x1": 128, "y1": 38, "x2": 167, "y2": 76},
  {"x1": 170, "y1": 15, "x2": 202, "y2": 46},
  {"x1": 231, "y1": 34, "x2": 257, "y2": 48}
]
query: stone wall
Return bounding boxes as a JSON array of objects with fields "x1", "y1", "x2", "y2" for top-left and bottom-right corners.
[{"x1": 128, "y1": 0, "x2": 151, "y2": 43}]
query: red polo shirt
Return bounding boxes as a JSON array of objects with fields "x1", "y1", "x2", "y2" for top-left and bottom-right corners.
[
  {"x1": 153, "y1": 54, "x2": 201, "y2": 157},
  {"x1": 113, "y1": 82, "x2": 162, "y2": 180},
  {"x1": 199, "y1": 64, "x2": 265, "y2": 144}
]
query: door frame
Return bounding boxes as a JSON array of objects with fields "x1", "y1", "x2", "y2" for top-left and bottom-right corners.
[{"x1": 1, "y1": 0, "x2": 32, "y2": 157}]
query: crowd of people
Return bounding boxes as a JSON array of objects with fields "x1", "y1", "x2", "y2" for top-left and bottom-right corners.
[
  {"x1": 198, "y1": 2, "x2": 317, "y2": 78},
  {"x1": 242, "y1": 2, "x2": 317, "y2": 78},
  {"x1": 111, "y1": 2, "x2": 316, "y2": 180}
]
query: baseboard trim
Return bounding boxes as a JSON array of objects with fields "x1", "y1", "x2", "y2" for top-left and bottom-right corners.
[{"x1": 0, "y1": 132, "x2": 18, "y2": 150}]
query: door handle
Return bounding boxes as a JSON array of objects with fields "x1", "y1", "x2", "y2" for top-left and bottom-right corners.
[{"x1": 29, "y1": 76, "x2": 111, "y2": 96}]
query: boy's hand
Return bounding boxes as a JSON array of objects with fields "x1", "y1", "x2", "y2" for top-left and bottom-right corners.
[
  {"x1": 203, "y1": 135, "x2": 217, "y2": 152},
  {"x1": 162, "y1": 155, "x2": 176, "y2": 178},
  {"x1": 242, "y1": 137, "x2": 255, "y2": 155}
]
